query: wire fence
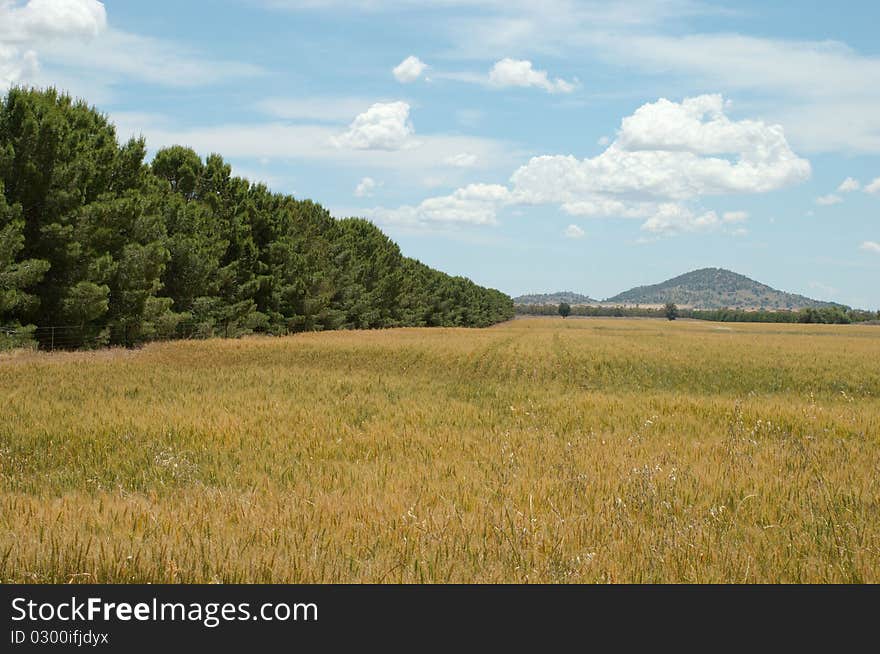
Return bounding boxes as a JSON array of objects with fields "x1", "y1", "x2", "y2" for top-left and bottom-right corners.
[{"x1": 1, "y1": 320, "x2": 287, "y2": 352}]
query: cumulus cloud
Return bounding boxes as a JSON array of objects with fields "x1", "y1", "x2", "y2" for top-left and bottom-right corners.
[
  {"x1": 861, "y1": 241, "x2": 880, "y2": 254},
  {"x1": 865, "y1": 177, "x2": 880, "y2": 194},
  {"x1": 257, "y1": 3, "x2": 880, "y2": 155},
  {"x1": 563, "y1": 224, "x2": 585, "y2": 239},
  {"x1": 0, "y1": 0, "x2": 107, "y2": 41},
  {"x1": 371, "y1": 94, "x2": 809, "y2": 235},
  {"x1": 640, "y1": 205, "x2": 720, "y2": 235},
  {"x1": 0, "y1": 0, "x2": 106, "y2": 88},
  {"x1": 0, "y1": 43, "x2": 38, "y2": 88},
  {"x1": 838, "y1": 177, "x2": 861, "y2": 192},
  {"x1": 375, "y1": 183, "x2": 510, "y2": 227},
  {"x1": 560, "y1": 196, "x2": 654, "y2": 219},
  {"x1": 488, "y1": 58, "x2": 575, "y2": 94},
  {"x1": 334, "y1": 101, "x2": 415, "y2": 150},
  {"x1": 354, "y1": 176, "x2": 379, "y2": 197},
  {"x1": 587, "y1": 32, "x2": 880, "y2": 154},
  {"x1": 443, "y1": 152, "x2": 478, "y2": 168},
  {"x1": 510, "y1": 95, "x2": 810, "y2": 202},
  {"x1": 618, "y1": 96, "x2": 781, "y2": 157},
  {"x1": 815, "y1": 194, "x2": 842, "y2": 206},
  {"x1": 393, "y1": 55, "x2": 427, "y2": 83},
  {"x1": 0, "y1": 0, "x2": 261, "y2": 93}
]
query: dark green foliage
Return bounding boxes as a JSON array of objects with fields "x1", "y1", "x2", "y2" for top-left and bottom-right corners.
[
  {"x1": 516, "y1": 304, "x2": 873, "y2": 325},
  {"x1": 332, "y1": 218, "x2": 404, "y2": 329},
  {"x1": 664, "y1": 302, "x2": 678, "y2": 321},
  {"x1": 558, "y1": 302, "x2": 571, "y2": 318},
  {"x1": 0, "y1": 88, "x2": 513, "y2": 348},
  {"x1": 515, "y1": 291, "x2": 596, "y2": 305},
  {"x1": 796, "y1": 306, "x2": 852, "y2": 324},
  {"x1": 0, "y1": 184, "x2": 50, "y2": 321}
]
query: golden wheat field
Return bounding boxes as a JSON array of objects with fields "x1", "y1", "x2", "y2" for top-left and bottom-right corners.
[{"x1": 1, "y1": 317, "x2": 879, "y2": 583}]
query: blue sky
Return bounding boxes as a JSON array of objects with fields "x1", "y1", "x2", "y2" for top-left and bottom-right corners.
[{"x1": 2, "y1": 1, "x2": 879, "y2": 308}]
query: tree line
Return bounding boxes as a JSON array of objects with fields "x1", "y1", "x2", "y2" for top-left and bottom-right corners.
[
  {"x1": 0, "y1": 88, "x2": 513, "y2": 349},
  {"x1": 518, "y1": 303, "x2": 879, "y2": 325}
]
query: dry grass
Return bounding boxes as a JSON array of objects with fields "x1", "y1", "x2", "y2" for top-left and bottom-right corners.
[{"x1": 1, "y1": 317, "x2": 878, "y2": 583}]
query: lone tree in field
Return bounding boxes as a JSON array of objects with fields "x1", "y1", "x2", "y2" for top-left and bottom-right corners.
[
  {"x1": 558, "y1": 302, "x2": 571, "y2": 319},
  {"x1": 665, "y1": 302, "x2": 679, "y2": 321}
]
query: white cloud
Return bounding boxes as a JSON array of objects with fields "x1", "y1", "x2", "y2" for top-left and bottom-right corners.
[
  {"x1": 334, "y1": 101, "x2": 415, "y2": 151},
  {"x1": 0, "y1": 1, "x2": 261, "y2": 93},
  {"x1": 393, "y1": 55, "x2": 428, "y2": 83},
  {"x1": 488, "y1": 58, "x2": 575, "y2": 94},
  {"x1": 815, "y1": 194, "x2": 842, "y2": 206},
  {"x1": 113, "y1": 111, "x2": 516, "y2": 183},
  {"x1": 618, "y1": 96, "x2": 779, "y2": 157},
  {"x1": 259, "y1": 1, "x2": 717, "y2": 28},
  {"x1": 593, "y1": 33, "x2": 880, "y2": 102},
  {"x1": 421, "y1": 1, "x2": 723, "y2": 61},
  {"x1": 511, "y1": 95, "x2": 809, "y2": 202},
  {"x1": 37, "y1": 29, "x2": 262, "y2": 88},
  {"x1": 560, "y1": 196, "x2": 653, "y2": 218},
  {"x1": 722, "y1": 211, "x2": 749, "y2": 224},
  {"x1": 371, "y1": 94, "x2": 808, "y2": 235},
  {"x1": 0, "y1": 43, "x2": 38, "y2": 88},
  {"x1": 860, "y1": 241, "x2": 880, "y2": 254},
  {"x1": 640, "y1": 205, "x2": 720, "y2": 235},
  {"x1": 443, "y1": 152, "x2": 478, "y2": 168},
  {"x1": 865, "y1": 178, "x2": 880, "y2": 194},
  {"x1": 563, "y1": 224, "x2": 585, "y2": 239},
  {"x1": 255, "y1": 1, "x2": 880, "y2": 155},
  {"x1": 838, "y1": 177, "x2": 861, "y2": 192},
  {"x1": 589, "y1": 32, "x2": 880, "y2": 154},
  {"x1": 431, "y1": 70, "x2": 488, "y2": 85},
  {"x1": 354, "y1": 176, "x2": 379, "y2": 197},
  {"x1": 0, "y1": 0, "x2": 105, "y2": 88},
  {"x1": 0, "y1": 0, "x2": 107, "y2": 41},
  {"x1": 372, "y1": 183, "x2": 511, "y2": 227}
]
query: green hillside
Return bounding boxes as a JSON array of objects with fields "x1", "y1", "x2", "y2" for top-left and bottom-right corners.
[{"x1": 606, "y1": 268, "x2": 841, "y2": 310}]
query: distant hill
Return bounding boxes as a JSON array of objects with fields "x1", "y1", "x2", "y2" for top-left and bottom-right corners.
[
  {"x1": 514, "y1": 291, "x2": 597, "y2": 305},
  {"x1": 606, "y1": 268, "x2": 842, "y2": 310}
]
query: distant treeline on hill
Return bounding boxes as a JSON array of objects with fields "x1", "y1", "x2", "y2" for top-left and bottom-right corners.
[
  {"x1": 517, "y1": 304, "x2": 880, "y2": 324},
  {"x1": 0, "y1": 88, "x2": 513, "y2": 349}
]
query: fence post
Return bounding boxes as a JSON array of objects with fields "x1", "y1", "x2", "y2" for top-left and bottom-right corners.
[{"x1": 51, "y1": 326, "x2": 55, "y2": 352}]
